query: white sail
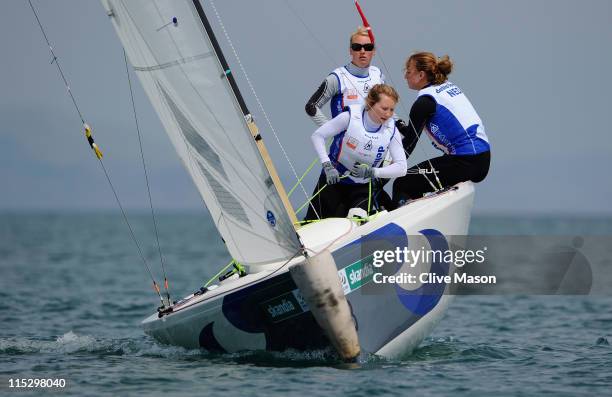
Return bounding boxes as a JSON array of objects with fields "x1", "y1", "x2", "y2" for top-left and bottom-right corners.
[{"x1": 101, "y1": 0, "x2": 301, "y2": 266}]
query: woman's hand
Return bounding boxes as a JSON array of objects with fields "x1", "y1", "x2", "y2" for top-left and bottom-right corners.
[
  {"x1": 350, "y1": 162, "x2": 374, "y2": 179},
  {"x1": 322, "y1": 161, "x2": 340, "y2": 185}
]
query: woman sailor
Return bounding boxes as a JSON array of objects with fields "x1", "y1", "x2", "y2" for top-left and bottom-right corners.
[
  {"x1": 305, "y1": 26, "x2": 383, "y2": 126},
  {"x1": 392, "y1": 52, "x2": 491, "y2": 205},
  {"x1": 305, "y1": 84, "x2": 407, "y2": 221}
]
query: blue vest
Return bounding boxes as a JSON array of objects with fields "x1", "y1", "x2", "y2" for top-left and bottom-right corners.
[{"x1": 418, "y1": 82, "x2": 490, "y2": 155}]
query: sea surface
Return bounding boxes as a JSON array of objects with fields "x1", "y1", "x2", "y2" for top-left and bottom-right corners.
[{"x1": 1, "y1": 213, "x2": 611, "y2": 396}]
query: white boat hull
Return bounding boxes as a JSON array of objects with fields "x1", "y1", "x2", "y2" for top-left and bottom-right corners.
[{"x1": 142, "y1": 182, "x2": 475, "y2": 358}]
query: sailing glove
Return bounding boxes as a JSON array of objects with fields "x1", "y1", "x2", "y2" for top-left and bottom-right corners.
[
  {"x1": 350, "y1": 162, "x2": 374, "y2": 179},
  {"x1": 322, "y1": 161, "x2": 340, "y2": 185},
  {"x1": 395, "y1": 118, "x2": 409, "y2": 132}
]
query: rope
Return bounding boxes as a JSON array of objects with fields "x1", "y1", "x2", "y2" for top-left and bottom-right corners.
[
  {"x1": 123, "y1": 50, "x2": 172, "y2": 305},
  {"x1": 294, "y1": 173, "x2": 382, "y2": 218},
  {"x1": 28, "y1": 0, "x2": 165, "y2": 306},
  {"x1": 295, "y1": 182, "x2": 329, "y2": 215},
  {"x1": 367, "y1": 178, "x2": 372, "y2": 215},
  {"x1": 287, "y1": 158, "x2": 318, "y2": 198},
  {"x1": 204, "y1": 259, "x2": 236, "y2": 287}
]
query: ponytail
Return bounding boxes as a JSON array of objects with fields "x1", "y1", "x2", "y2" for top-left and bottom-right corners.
[{"x1": 407, "y1": 52, "x2": 454, "y2": 85}]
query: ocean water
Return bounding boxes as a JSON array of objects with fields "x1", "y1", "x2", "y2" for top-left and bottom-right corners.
[{"x1": 1, "y1": 213, "x2": 611, "y2": 396}]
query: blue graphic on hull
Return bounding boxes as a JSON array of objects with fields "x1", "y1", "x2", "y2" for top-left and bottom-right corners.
[
  {"x1": 211, "y1": 273, "x2": 329, "y2": 351},
  {"x1": 204, "y1": 223, "x2": 450, "y2": 353},
  {"x1": 395, "y1": 229, "x2": 450, "y2": 316},
  {"x1": 199, "y1": 322, "x2": 227, "y2": 353},
  {"x1": 339, "y1": 223, "x2": 449, "y2": 316}
]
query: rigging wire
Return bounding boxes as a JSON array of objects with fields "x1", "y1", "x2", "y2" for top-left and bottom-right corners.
[
  {"x1": 28, "y1": 0, "x2": 84, "y2": 125},
  {"x1": 207, "y1": 0, "x2": 317, "y2": 218},
  {"x1": 27, "y1": 0, "x2": 165, "y2": 306},
  {"x1": 123, "y1": 49, "x2": 172, "y2": 306}
]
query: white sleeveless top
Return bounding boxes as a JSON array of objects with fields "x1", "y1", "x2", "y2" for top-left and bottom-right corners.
[
  {"x1": 334, "y1": 104, "x2": 396, "y2": 183},
  {"x1": 329, "y1": 65, "x2": 384, "y2": 117}
]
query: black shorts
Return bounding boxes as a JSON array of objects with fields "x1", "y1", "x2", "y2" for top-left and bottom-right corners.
[
  {"x1": 392, "y1": 151, "x2": 491, "y2": 204},
  {"x1": 304, "y1": 172, "x2": 390, "y2": 221}
]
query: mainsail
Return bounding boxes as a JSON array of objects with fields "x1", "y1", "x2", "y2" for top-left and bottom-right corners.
[{"x1": 101, "y1": 0, "x2": 301, "y2": 266}]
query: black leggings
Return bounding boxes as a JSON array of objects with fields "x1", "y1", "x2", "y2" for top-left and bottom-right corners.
[
  {"x1": 392, "y1": 151, "x2": 491, "y2": 205},
  {"x1": 304, "y1": 172, "x2": 390, "y2": 221}
]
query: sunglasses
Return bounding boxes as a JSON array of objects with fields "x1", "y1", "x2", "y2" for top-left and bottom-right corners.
[{"x1": 351, "y1": 43, "x2": 375, "y2": 51}]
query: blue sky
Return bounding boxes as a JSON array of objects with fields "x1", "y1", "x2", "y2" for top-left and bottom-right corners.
[{"x1": 2, "y1": 0, "x2": 611, "y2": 215}]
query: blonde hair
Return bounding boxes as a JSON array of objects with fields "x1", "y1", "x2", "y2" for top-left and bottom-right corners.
[
  {"x1": 407, "y1": 52, "x2": 453, "y2": 85},
  {"x1": 365, "y1": 84, "x2": 399, "y2": 108},
  {"x1": 349, "y1": 26, "x2": 370, "y2": 45}
]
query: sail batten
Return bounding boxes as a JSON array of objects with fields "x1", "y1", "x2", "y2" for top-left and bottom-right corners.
[
  {"x1": 102, "y1": 0, "x2": 301, "y2": 266},
  {"x1": 132, "y1": 52, "x2": 214, "y2": 71}
]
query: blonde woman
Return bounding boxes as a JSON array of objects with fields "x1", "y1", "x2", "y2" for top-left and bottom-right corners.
[{"x1": 305, "y1": 84, "x2": 407, "y2": 220}]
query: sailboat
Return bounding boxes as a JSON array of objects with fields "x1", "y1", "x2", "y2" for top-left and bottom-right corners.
[{"x1": 100, "y1": 0, "x2": 475, "y2": 359}]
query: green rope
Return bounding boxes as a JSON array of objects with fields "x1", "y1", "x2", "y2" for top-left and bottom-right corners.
[
  {"x1": 367, "y1": 178, "x2": 372, "y2": 216},
  {"x1": 295, "y1": 175, "x2": 352, "y2": 215},
  {"x1": 287, "y1": 157, "x2": 318, "y2": 198},
  {"x1": 295, "y1": 183, "x2": 327, "y2": 214},
  {"x1": 294, "y1": 219, "x2": 320, "y2": 226},
  {"x1": 295, "y1": 216, "x2": 372, "y2": 227},
  {"x1": 204, "y1": 259, "x2": 237, "y2": 287}
]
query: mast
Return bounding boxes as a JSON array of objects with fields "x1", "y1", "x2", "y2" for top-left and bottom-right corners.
[{"x1": 191, "y1": 0, "x2": 299, "y2": 229}]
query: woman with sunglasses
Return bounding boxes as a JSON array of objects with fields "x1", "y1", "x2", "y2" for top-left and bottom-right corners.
[
  {"x1": 304, "y1": 26, "x2": 382, "y2": 126},
  {"x1": 304, "y1": 84, "x2": 407, "y2": 221},
  {"x1": 392, "y1": 52, "x2": 491, "y2": 206}
]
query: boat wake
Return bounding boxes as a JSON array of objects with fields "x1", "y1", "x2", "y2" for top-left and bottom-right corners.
[
  {"x1": 0, "y1": 331, "x2": 382, "y2": 367},
  {"x1": 0, "y1": 331, "x2": 220, "y2": 359},
  {"x1": 1, "y1": 330, "x2": 524, "y2": 369}
]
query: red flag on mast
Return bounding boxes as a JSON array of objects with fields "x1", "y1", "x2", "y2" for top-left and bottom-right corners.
[{"x1": 354, "y1": 0, "x2": 375, "y2": 44}]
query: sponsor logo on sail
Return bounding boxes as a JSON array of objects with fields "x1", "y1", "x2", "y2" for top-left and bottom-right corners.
[{"x1": 266, "y1": 210, "x2": 276, "y2": 227}]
